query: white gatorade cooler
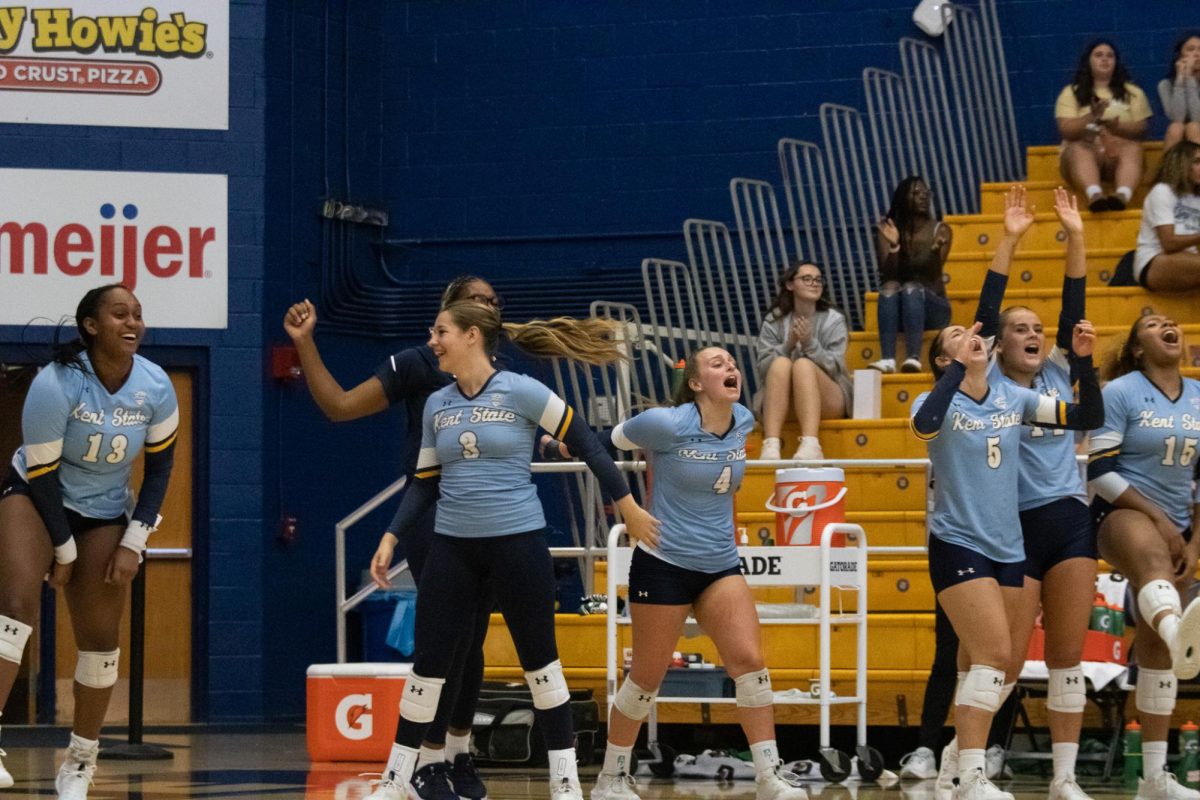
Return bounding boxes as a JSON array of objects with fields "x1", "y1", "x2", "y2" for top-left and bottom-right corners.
[{"x1": 766, "y1": 467, "x2": 847, "y2": 546}]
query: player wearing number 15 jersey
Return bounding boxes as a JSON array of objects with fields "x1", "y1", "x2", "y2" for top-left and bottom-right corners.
[
  {"x1": 585, "y1": 348, "x2": 806, "y2": 800},
  {"x1": 1088, "y1": 315, "x2": 1200, "y2": 800},
  {"x1": 0, "y1": 284, "x2": 177, "y2": 799}
]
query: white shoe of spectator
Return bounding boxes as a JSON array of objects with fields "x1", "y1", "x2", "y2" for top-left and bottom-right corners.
[
  {"x1": 1137, "y1": 770, "x2": 1200, "y2": 800},
  {"x1": 984, "y1": 745, "x2": 1011, "y2": 780},
  {"x1": 869, "y1": 358, "x2": 896, "y2": 374},
  {"x1": 900, "y1": 747, "x2": 938, "y2": 780},
  {"x1": 756, "y1": 765, "x2": 808, "y2": 800},
  {"x1": 953, "y1": 769, "x2": 1014, "y2": 800},
  {"x1": 935, "y1": 740, "x2": 958, "y2": 800},
  {"x1": 901, "y1": 357, "x2": 923, "y2": 373},
  {"x1": 1170, "y1": 597, "x2": 1200, "y2": 680},
  {"x1": 793, "y1": 437, "x2": 824, "y2": 462},
  {"x1": 1049, "y1": 775, "x2": 1093, "y2": 800},
  {"x1": 591, "y1": 772, "x2": 640, "y2": 800},
  {"x1": 760, "y1": 437, "x2": 782, "y2": 460}
]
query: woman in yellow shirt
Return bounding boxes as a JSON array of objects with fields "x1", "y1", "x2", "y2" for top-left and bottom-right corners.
[{"x1": 1056, "y1": 39, "x2": 1151, "y2": 212}]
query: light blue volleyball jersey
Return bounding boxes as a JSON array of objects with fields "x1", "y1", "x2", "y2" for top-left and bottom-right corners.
[
  {"x1": 415, "y1": 370, "x2": 569, "y2": 538},
  {"x1": 14, "y1": 353, "x2": 178, "y2": 520},
  {"x1": 610, "y1": 403, "x2": 753, "y2": 573},
  {"x1": 989, "y1": 350, "x2": 1088, "y2": 511},
  {"x1": 912, "y1": 381, "x2": 1052, "y2": 562},
  {"x1": 1091, "y1": 372, "x2": 1200, "y2": 531}
]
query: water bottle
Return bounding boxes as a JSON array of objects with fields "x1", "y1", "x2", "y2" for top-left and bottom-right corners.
[
  {"x1": 1124, "y1": 719, "x2": 1142, "y2": 789},
  {"x1": 1178, "y1": 721, "x2": 1199, "y2": 787}
]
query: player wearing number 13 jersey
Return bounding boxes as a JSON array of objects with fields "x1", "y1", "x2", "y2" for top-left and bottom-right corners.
[
  {"x1": 0, "y1": 284, "x2": 176, "y2": 799},
  {"x1": 1087, "y1": 315, "x2": 1200, "y2": 800}
]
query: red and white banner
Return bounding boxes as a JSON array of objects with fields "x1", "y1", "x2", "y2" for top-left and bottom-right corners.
[
  {"x1": 0, "y1": 168, "x2": 228, "y2": 330},
  {"x1": 0, "y1": 2, "x2": 228, "y2": 129}
]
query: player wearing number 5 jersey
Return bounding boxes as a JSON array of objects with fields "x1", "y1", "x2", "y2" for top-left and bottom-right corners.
[
  {"x1": 566, "y1": 348, "x2": 806, "y2": 800},
  {"x1": 365, "y1": 300, "x2": 658, "y2": 800},
  {"x1": 0, "y1": 284, "x2": 177, "y2": 799},
  {"x1": 1088, "y1": 315, "x2": 1200, "y2": 800},
  {"x1": 912, "y1": 317, "x2": 1102, "y2": 800}
]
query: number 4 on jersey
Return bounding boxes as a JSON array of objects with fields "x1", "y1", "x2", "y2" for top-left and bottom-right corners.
[{"x1": 712, "y1": 465, "x2": 732, "y2": 494}]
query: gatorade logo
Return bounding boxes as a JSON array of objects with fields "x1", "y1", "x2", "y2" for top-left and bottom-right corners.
[{"x1": 335, "y1": 693, "x2": 373, "y2": 741}]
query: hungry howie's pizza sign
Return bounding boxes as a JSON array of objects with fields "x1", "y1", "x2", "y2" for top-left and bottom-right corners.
[
  {"x1": 0, "y1": 2, "x2": 228, "y2": 129},
  {"x1": 0, "y1": 167, "x2": 228, "y2": 329}
]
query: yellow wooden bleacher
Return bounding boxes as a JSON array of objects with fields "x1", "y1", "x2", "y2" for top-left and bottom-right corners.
[{"x1": 483, "y1": 140, "x2": 1200, "y2": 728}]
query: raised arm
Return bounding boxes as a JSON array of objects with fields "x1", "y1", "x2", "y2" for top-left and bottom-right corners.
[
  {"x1": 976, "y1": 186, "x2": 1034, "y2": 338},
  {"x1": 283, "y1": 299, "x2": 389, "y2": 421},
  {"x1": 1053, "y1": 187, "x2": 1087, "y2": 353}
]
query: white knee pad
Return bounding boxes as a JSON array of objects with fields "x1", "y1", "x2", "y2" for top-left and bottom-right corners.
[
  {"x1": 999, "y1": 681, "x2": 1015, "y2": 705},
  {"x1": 735, "y1": 668, "x2": 773, "y2": 708},
  {"x1": 953, "y1": 670, "x2": 967, "y2": 706},
  {"x1": 1137, "y1": 668, "x2": 1177, "y2": 717},
  {"x1": 525, "y1": 660, "x2": 570, "y2": 710},
  {"x1": 399, "y1": 672, "x2": 446, "y2": 723},
  {"x1": 958, "y1": 665, "x2": 1005, "y2": 712},
  {"x1": 1047, "y1": 665, "x2": 1087, "y2": 713},
  {"x1": 1138, "y1": 580, "x2": 1182, "y2": 630},
  {"x1": 613, "y1": 678, "x2": 657, "y2": 721},
  {"x1": 0, "y1": 616, "x2": 32, "y2": 665},
  {"x1": 75, "y1": 650, "x2": 119, "y2": 689}
]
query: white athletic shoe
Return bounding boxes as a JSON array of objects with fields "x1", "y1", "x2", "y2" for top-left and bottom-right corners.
[
  {"x1": 591, "y1": 771, "x2": 640, "y2": 800},
  {"x1": 363, "y1": 776, "x2": 409, "y2": 800},
  {"x1": 984, "y1": 745, "x2": 1010, "y2": 780},
  {"x1": 1048, "y1": 775, "x2": 1093, "y2": 800},
  {"x1": 0, "y1": 746, "x2": 12, "y2": 789},
  {"x1": 953, "y1": 769, "x2": 1014, "y2": 800},
  {"x1": 935, "y1": 740, "x2": 958, "y2": 800},
  {"x1": 551, "y1": 777, "x2": 584, "y2": 800},
  {"x1": 1171, "y1": 598, "x2": 1200, "y2": 679},
  {"x1": 901, "y1": 357, "x2": 923, "y2": 373},
  {"x1": 793, "y1": 438, "x2": 824, "y2": 462},
  {"x1": 760, "y1": 438, "x2": 782, "y2": 460},
  {"x1": 869, "y1": 358, "x2": 896, "y2": 374},
  {"x1": 756, "y1": 766, "x2": 808, "y2": 800},
  {"x1": 1137, "y1": 770, "x2": 1200, "y2": 800},
  {"x1": 55, "y1": 759, "x2": 96, "y2": 800},
  {"x1": 900, "y1": 747, "x2": 939, "y2": 779}
]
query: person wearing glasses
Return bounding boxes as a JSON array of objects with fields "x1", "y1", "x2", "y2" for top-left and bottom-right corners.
[
  {"x1": 282, "y1": 275, "x2": 502, "y2": 800},
  {"x1": 872, "y1": 176, "x2": 953, "y2": 374},
  {"x1": 755, "y1": 260, "x2": 851, "y2": 461}
]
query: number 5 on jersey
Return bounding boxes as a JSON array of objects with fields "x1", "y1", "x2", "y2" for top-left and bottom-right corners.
[{"x1": 986, "y1": 435, "x2": 1002, "y2": 469}]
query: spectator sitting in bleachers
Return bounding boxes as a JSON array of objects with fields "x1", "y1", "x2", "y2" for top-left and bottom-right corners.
[
  {"x1": 1133, "y1": 140, "x2": 1200, "y2": 291},
  {"x1": 870, "y1": 176, "x2": 952, "y2": 375},
  {"x1": 1160, "y1": 32, "x2": 1200, "y2": 151},
  {"x1": 755, "y1": 260, "x2": 851, "y2": 462},
  {"x1": 1056, "y1": 39, "x2": 1151, "y2": 213}
]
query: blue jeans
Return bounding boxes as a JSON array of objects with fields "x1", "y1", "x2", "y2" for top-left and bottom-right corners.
[{"x1": 876, "y1": 281, "x2": 952, "y2": 362}]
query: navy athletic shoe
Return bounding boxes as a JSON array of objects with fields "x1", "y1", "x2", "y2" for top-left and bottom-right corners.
[
  {"x1": 411, "y1": 761, "x2": 457, "y2": 800},
  {"x1": 449, "y1": 753, "x2": 489, "y2": 800}
]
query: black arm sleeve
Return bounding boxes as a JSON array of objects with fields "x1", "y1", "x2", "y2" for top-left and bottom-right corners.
[
  {"x1": 560, "y1": 413, "x2": 631, "y2": 502},
  {"x1": 131, "y1": 440, "x2": 175, "y2": 527},
  {"x1": 974, "y1": 270, "x2": 1009, "y2": 339},
  {"x1": 912, "y1": 361, "x2": 966, "y2": 436},
  {"x1": 1057, "y1": 275, "x2": 1086, "y2": 355},
  {"x1": 1041, "y1": 355, "x2": 1105, "y2": 431},
  {"x1": 387, "y1": 474, "x2": 441, "y2": 535},
  {"x1": 26, "y1": 471, "x2": 73, "y2": 548}
]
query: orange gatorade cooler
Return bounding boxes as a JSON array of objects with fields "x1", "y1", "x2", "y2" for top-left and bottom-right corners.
[
  {"x1": 766, "y1": 467, "x2": 847, "y2": 545},
  {"x1": 306, "y1": 662, "x2": 410, "y2": 761}
]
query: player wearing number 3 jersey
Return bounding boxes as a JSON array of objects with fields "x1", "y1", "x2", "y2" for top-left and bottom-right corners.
[{"x1": 0, "y1": 284, "x2": 177, "y2": 799}]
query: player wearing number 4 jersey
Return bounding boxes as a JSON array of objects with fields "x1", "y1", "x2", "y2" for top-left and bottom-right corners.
[
  {"x1": 0, "y1": 284, "x2": 177, "y2": 799},
  {"x1": 365, "y1": 300, "x2": 658, "y2": 800},
  {"x1": 547, "y1": 348, "x2": 806, "y2": 800},
  {"x1": 1089, "y1": 315, "x2": 1200, "y2": 800},
  {"x1": 912, "y1": 307, "x2": 1102, "y2": 800}
]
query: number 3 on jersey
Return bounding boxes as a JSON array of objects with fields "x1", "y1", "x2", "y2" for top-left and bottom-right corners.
[
  {"x1": 82, "y1": 432, "x2": 128, "y2": 464},
  {"x1": 712, "y1": 465, "x2": 732, "y2": 494},
  {"x1": 459, "y1": 430, "x2": 480, "y2": 459}
]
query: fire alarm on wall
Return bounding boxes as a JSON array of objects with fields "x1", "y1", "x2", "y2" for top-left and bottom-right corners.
[{"x1": 271, "y1": 345, "x2": 302, "y2": 381}]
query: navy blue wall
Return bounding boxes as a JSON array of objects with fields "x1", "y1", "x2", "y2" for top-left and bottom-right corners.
[{"x1": 3, "y1": 0, "x2": 1195, "y2": 722}]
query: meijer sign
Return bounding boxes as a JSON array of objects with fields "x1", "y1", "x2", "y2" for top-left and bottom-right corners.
[
  {"x1": 0, "y1": 2, "x2": 228, "y2": 129},
  {"x1": 0, "y1": 168, "x2": 227, "y2": 329}
]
